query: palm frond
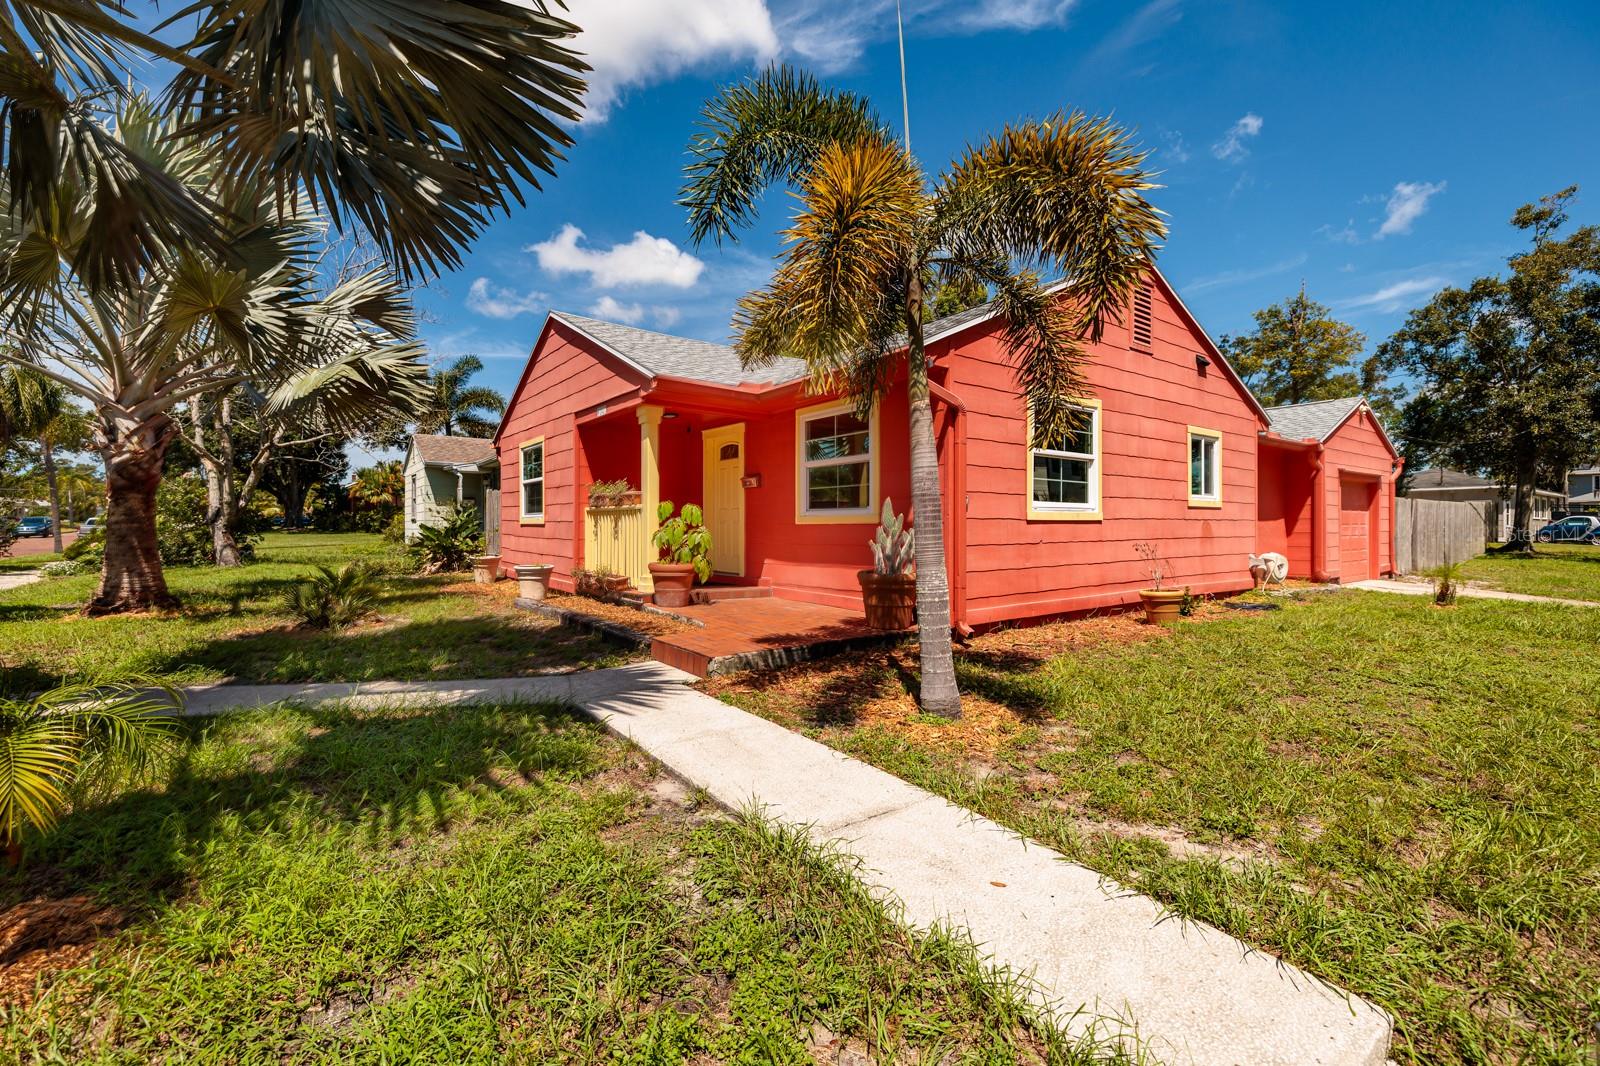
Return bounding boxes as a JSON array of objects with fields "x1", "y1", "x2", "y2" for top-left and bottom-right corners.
[{"x1": 680, "y1": 64, "x2": 888, "y2": 247}]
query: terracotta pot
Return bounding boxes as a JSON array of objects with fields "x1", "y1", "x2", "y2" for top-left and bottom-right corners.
[
  {"x1": 603, "y1": 574, "x2": 632, "y2": 594},
  {"x1": 514, "y1": 563, "x2": 555, "y2": 602},
  {"x1": 858, "y1": 570, "x2": 917, "y2": 631},
  {"x1": 472, "y1": 556, "x2": 500, "y2": 584},
  {"x1": 648, "y1": 562, "x2": 696, "y2": 608},
  {"x1": 1138, "y1": 588, "x2": 1185, "y2": 626}
]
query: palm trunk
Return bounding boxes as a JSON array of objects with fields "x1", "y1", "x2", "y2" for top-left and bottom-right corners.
[
  {"x1": 42, "y1": 437, "x2": 62, "y2": 554},
  {"x1": 90, "y1": 414, "x2": 177, "y2": 615},
  {"x1": 903, "y1": 272, "x2": 962, "y2": 718}
]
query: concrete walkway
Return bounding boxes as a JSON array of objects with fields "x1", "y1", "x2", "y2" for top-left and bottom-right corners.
[
  {"x1": 0, "y1": 570, "x2": 41, "y2": 592},
  {"x1": 1346, "y1": 577, "x2": 1598, "y2": 608},
  {"x1": 175, "y1": 664, "x2": 1391, "y2": 1065}
]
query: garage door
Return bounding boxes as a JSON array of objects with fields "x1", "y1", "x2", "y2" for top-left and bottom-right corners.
[{"x1": 1339, "y1": 478, "x2": 1375, "y2": 581}]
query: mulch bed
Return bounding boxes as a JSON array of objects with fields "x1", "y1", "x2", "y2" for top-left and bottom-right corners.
[{"x1": 0, "y1": 893, "x2": 126, "y2": 1008}]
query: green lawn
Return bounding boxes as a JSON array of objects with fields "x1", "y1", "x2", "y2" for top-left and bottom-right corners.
[
  {"x1": 0, "y1": 702, "x2": 1111, "y2": 1064},
  {"x1": 707, "y1": 592, "x2": 1600, "y2": 1065},
  {"x1": 0, "y1": 533, "x2": 628, "y2": 689},
  {"x1": 1461, "y1": 542, "x2": 1600, "y2": 601}
]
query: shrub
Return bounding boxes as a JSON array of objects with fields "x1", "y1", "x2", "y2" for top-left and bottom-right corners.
[
  {"x1": 285, "y1": 562, "x2": 383, "y2": 630},
  {"x1": 409, "y1": 506, "x2": 483, "y2": 574},
  {"x1": 64, "y1": 528, "x2": 105, "y2": 562},
  {"x1": 0, "y1": 522, "x2": 15, "y2": 559},
  {"x1": 40, "y1": 559, "x2": 85, "y2": 577},
  {"x1": 1426, "y1": 557, "x2": 1463, "y2": 606},
  {"x1": 652, "y1": 501, "x2": 712, "y2": 582},
  {"x1": 155, "y1": 477, "x2": 259, "y2": 567},
  {"x1": 382, "y1": 512, "x2": 406, "y2": 544}
]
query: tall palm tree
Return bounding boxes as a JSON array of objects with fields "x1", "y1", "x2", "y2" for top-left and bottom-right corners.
[
  {"x1": 0, "y1": 366, "x2": 89, "y2": 552},
  {"x1": 0, "y1": 0, "x2": 587, "y2": 291},
  {"x1": 420, "y1": 355, "x2": 507, "y2": 438},
  {"x1": 681, "y1": 67, "x2": 1164, "y2": 716},
  {"x1": 0, "y1": 102, "x2": 428, "y2": 611}
]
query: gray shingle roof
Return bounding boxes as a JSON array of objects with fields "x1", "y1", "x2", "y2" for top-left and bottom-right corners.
[
  {"x1": 1409, "y1": 467, "x2": 1495, "y2": 490},
  {"x1": 552, "y1": 312, "x2": 807, "y2": 387},
  {"x1": 411, "y1": 434, "x2": 496, "y2": 467},
  {"x1": 1264, "y1": 396, "x2": 1366, "y2": 442}
]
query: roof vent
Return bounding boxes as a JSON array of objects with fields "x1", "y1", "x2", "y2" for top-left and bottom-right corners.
[{"x1": 1131, "y1": 281, "x2": 1153, "y2": 351}]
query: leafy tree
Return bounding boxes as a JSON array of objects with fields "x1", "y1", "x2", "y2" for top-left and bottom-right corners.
[
  {"x1": 681, "y1": 67, "x2": 1163, "y2": 716},
  {"x1": 1379, "y1": 186, "x2": 1600, "y2": 549},
  {"x1": 928, "y1": 275, "x2": 990, "y2": 319},
  {"x1": 1221, "y1": 286, "x2": 1372, "y2": 407},
  {"x1": 259, "y1": 439, "x2": 353, "y2": 531},
  {"x1": 349, "y1": 461, "x2": 407, "y2": 531}
]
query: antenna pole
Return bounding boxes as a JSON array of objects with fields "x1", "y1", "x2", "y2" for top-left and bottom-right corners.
[{"x1": 895, "y1": 0, "x2": 911, "y2": 153}]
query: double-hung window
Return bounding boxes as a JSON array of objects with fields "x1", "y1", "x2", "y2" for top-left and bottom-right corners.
[
  {"x1": 798, "y1": 404, "x2": 875, "y2": 519},
  {"x1": 1028, "y1": 402, "x2": 1101, "y2": 519},
  {"x1": 519, "y1": 439, "x2": 545, "y2": 521},
  {"x1": 1188, "y1": 428, "x2": 1221, "y2": 506}
]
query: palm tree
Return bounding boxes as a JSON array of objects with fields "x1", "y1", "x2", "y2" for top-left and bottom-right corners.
[
  {"x1": 0, "y1": 679, "x2": 177, "y2": 867},
  {"x1": 349, "y1": 461, "x2": 406, "y2": 515},
  {"x1": 680, "y1": 67, "x2": 1164, "y2": 717},
  {"x1": 419, "y1": 355, "x2": 507, "y2": 438},
  {"x1": 0, "y1": 0, "x2": 587, "y2": 290},
  {"x1": 0, "y1": 102, "x2": 429, "y2": 611},
  {"x1": 0, "y1": 366, "x2": 90, "y2": 552}
]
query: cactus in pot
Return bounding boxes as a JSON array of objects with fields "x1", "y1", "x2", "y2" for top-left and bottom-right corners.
[{"x1": 858, "y1": 499, "x2": 917, "y2": 630}]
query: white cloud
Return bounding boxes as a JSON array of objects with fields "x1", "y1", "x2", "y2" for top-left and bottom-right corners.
[
  {"x1": 571, "y1": 0, "x2": 779, "y2": 121},
  {"x1": 1211, "y1": 112, "x2": 1263, "y2": 162},
  {"x1": 652, "y1": 306, "x2": 683, "y2": 328},
  {"x1": 1185, "y1": 252, "x2": 1307, "y2": 294},
  {"x1": 1376, "y1": 181, "x2": 1446, "y2": 238},
  {"x1": 1340, "y1": 275, "x2": 1448, "y2": 313},
  {"x1": 1161, "y1": 129, "x2": 1190, "y2": 164},
  {"x1": 590, "y1": 296, "x2": 647, "y2": 324},
  {"x1": 466, "y1": 278, "x2": 548, "y2": 319},
  {"x1": 777, "y1": 0, "x2": 1077, "y2": 76},
  {"x1": 1317, "y1": 220, "x2": 1361, "y2": 245},
  {"x1": 957, "y1": 0, "x2": 1077, "y2": 31},
  {"x1": 1081, "y1": 0, "x2": 1181, "y2": 73},
  {"x1": 529, "y1": 225, "x2": 706, "y2": 289}
]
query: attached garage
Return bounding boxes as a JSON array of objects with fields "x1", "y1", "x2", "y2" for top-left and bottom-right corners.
[{"x1": 1257, "y1": 396, "x2": 1400, "y2": 583}]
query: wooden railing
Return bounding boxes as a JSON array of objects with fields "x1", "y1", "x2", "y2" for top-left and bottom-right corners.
[{"x1": 584, "y1": 504, "x2": 653, "y2": 591}]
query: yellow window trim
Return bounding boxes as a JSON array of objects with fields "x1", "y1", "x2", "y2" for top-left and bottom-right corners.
[
  {"x1": 1026, "y1": 398, "x2": 1103, "y2": 522},
  {"x1": 1186, "y1": 425, "x2": 1223, "y2": 508},
  {"x1": 518, "y1": 436, "x2": 546, "y2": 525},
  {"x1": 794, "y1": 398, "x2": 880, "y2": 525}
]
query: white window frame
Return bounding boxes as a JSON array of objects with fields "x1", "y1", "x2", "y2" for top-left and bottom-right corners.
[
  {"x1": 795, "y1": 401, "x2": 878, "y2": 523},
  {"x1": 519, "y1": 437, "x2": 545, "y2": 523},
  {"x1": 1026, "y1": 400, "x2": 1102, "y2": 521},
  {"x1": 1188, "y1": 427, "x2": 1222, "y2": 507}
]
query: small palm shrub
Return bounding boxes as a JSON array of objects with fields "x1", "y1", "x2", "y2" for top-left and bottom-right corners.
[
  {"x1": 1426, "y1": 557, "x2": 1464, "y2": 606},
  {"x1": 410, "y1": 506, "x2": 484, "y2": 574},
  {"x1": 0, "y1": 679, "x2": 178, "y2": 865},
  {"x1": 285, "y1": 562, "x2": 384, "y2": 629}
]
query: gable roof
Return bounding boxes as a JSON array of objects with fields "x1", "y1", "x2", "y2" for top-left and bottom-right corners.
[
  {"x1": 1263, "y1": 396, "x2": 1367, "y2": 443},
  {"x1": 1408, "y1": 467, "x2": 1566, "y2": 497},
  {"x1": 410, "y1": 434, "x2": 496, "y2": 467},
  {"x1": 551, "y1": 312, "x2": 807, "y2": 387}
]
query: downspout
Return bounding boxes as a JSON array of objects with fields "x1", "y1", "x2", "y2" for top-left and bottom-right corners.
[
  {"x1": 1310, "y1": 444, "x2": 1330, "y2": 583},
  {"x1": 928, "y1": 379, "x2": 971, "y2": 637}
]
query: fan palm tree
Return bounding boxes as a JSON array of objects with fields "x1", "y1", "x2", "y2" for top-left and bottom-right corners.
[
  {"x1": 0, "y1": 101, "x2": 429, "y2": 610},
  {"x1": 1, "y1": 678, "x2": 177, "y2": 867},
  {"x1": 680, "y1": 67, "x2": 1164, "y2": 717},
  {"x1": 419, "y1": 355, "x2": 507, "y2": 438},
  {"x1": 0, "y1": 0, "x2": 587, "y2": 291}
]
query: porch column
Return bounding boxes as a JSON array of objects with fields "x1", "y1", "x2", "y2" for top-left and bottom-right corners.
[{"x1": 638, "y1": 405, "x2": 663, "y2": 592}]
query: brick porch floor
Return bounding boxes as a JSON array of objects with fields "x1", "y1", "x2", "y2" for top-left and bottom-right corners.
[{"x1": 650, "y1": 597, "x2": 908, "y2": 677}]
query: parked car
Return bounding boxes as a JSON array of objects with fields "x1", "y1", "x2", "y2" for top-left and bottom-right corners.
[
  {"x1": 15, "y1": 516, "x2": 52, "y2": 537},
  {"x1": 1535, "y1": 515, "x2": 1600, "y2": 544},
  {"x1": 78, "y1": 515, "x2": 103, "y2": 534}
]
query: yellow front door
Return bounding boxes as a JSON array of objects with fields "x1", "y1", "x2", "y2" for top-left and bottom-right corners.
[{"x1": 701, "y1": 424, "x2": 746, "y2": 576}]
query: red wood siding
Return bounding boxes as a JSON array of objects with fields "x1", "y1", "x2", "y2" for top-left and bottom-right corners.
[
  {"x1": 496, "y1": 322, "x2": 643, "y2": 591},
  {"x1": 1257, "y1": 445, "x2": 1315, "y2": 577},
  {"x1": 1320, "y1": 408, "x2": 1397, "y2": 580}
]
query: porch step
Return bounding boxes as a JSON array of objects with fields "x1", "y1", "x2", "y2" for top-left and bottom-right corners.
[
  {"x1": 688, "y1": 585, "x2": 772, "y2": 605},
  {"x1": 647, "y1": 597, "x2": 909, "y2": 679}
]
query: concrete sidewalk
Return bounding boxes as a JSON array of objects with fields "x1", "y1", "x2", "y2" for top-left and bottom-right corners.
[
  {"x1": 1347, "y1": 577, "x2": 1598, "y2": 607},
  {"x1": 177, "y1": 664, "x2": 1391, "y2": 1065},
  {"x1": 0, "y1": 570, "x2": 41, "y2": 592}
]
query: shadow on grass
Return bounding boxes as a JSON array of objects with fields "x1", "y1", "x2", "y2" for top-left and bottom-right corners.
[
  {"x1": 162, "y1": 615, "x2": 620, "y2": 683},
  {"x1": 1, "y1": 701, "x2": 599, "y2": 917}
]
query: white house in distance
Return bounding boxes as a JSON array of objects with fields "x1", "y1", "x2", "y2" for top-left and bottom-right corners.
[
  {"x1": 1404, "y1": 467, "x2": 1564, "y2": 542},
  {"x1": 1567, "y1": 463, "x2": 1600, "y2": 514},
  {"x1": 402, "y1": 434, "x2": 498, "y2": 542}
]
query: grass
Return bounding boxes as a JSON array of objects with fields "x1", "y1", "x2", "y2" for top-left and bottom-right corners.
[
  {"x1": 0, "y1": 533, "x2": 630, "y2": 689},
  {"x1": 1460, "y1": 542, "x2": 1600, "y2": 601},
  {"x1": 705, "y1": 592, "x2": 1600, "y2": 1065},
  {"x1": 0, "y1": 702, "x2": 1119, "y2": 1063}
]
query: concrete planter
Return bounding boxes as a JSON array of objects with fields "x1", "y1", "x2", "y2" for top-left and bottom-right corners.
[
  {"x1": 514, "y1": 563, "x2": 556, "y2": 601},
  {"x1": 648, "y1": 562, "x2": 696, "y2": 608},
  {"x1": 858, "y1": 570, "x2": 916, "y2": 630},
  {"x1": 1138, "y1": 588, "x2": 1185, "y2": 626},
  {"x1": 472, "y1": 556, "x2": 500, "y2": 584}
]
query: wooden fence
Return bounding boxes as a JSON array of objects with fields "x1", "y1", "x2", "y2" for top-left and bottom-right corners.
[{"x1": 1395, "y1": 497, "x2": 1486, "y2": 574}]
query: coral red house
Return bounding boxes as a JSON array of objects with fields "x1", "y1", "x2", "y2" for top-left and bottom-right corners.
[{"x1": 492, "y1": 269, "x2": 1397, "y2": 631}]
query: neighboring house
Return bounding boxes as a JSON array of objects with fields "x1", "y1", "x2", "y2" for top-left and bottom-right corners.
[
  {"x1": 403, "y1": 434, "x2": 498, "y2": 543},
  {"x1": 491, "y1": 269, "x2": 1398, "y2": 629},
  {"x1": 1403, "y1": 467, "x2": 1563, "y2": 542},
  {"x1": 1258, "y1": 397, "x2": 1401, "y2": 583},
  {"x1": 1567, "y1": 464, "x2": 1600, "y2": 513}
]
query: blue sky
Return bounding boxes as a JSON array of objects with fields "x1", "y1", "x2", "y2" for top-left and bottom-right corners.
[{"x1": 409, "y1": 1, "x2": 1599, "y2": 432}]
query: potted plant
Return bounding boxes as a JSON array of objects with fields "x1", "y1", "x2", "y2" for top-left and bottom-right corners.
[
  {"x1": 858, "y1": 499, "x2": 917, "y2": 630},
  {"x1": 471, "y1": 555, "x2": 500, "y2": 584},
  {"x1": 648, "y1": 501, "x2": 712, "y2": 608},
  {"x1": 1133, "y1": 542, "x2": 1184, "y2": 625},
  {"x1": 587, "y1": 479, "x2": 634, "y2": 510},
  {"x1": 513, "y1": 562, "x2": 556, "y2": 602}
]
